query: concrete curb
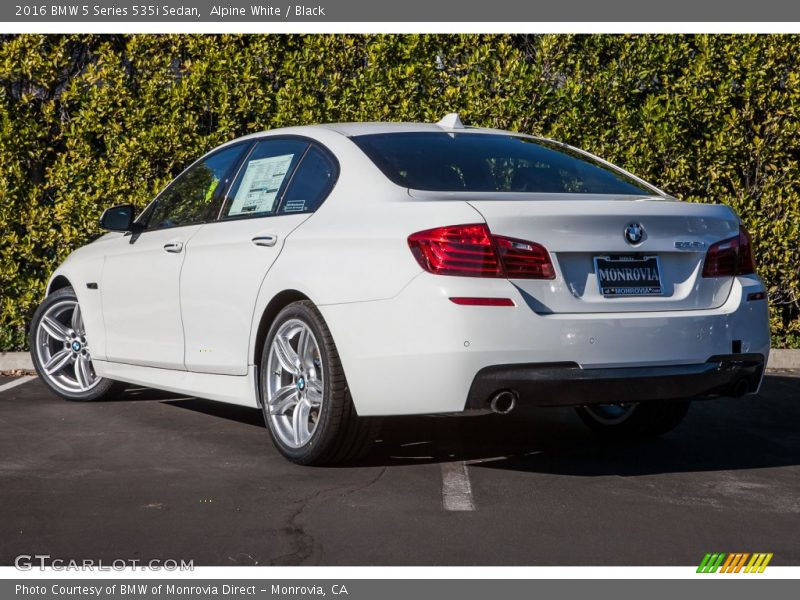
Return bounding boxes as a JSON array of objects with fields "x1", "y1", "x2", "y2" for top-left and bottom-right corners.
[
  {"x1": 0, "y1": 352, "x2": 34, "y2": 371},
  {"x1": 2, "y1": 349, "x2": 800, "y2": 372},
  {"x1": 766, "y1": 349, "x2": 800, "y2": 370}
]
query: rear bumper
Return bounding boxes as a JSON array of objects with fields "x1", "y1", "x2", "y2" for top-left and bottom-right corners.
[
  {"x1": 320, "y1": 272, "x2": 771, "y2": 416},
  {"x1": 465, "y1": 353, "x2": 765, "y2": 409}
]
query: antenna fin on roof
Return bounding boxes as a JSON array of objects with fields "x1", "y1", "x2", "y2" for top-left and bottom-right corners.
[{"x1": 436, "y1": 113, "x2": 464, "y2": 129}]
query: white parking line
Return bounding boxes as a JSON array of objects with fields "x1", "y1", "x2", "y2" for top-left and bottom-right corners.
[
  {"x1": 0, "y1": 376, "x2": 37, "y2": 393},
  {"x1": 440, "y1": 461, "x2": 476, "y2": 511}
]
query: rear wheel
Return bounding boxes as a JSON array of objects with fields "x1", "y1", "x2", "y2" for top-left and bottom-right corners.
[
  {"x1": 259, "y1": 300, "x2": 378, "y2": 465},
  {"x1": 29, "y1": 287, "x2": 122, "y2": 401},
  {"x1": 576, "y1": 400, "x2": 690, "y2": 439}
]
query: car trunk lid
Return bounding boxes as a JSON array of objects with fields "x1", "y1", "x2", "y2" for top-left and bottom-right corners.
[{"x1": 409, "y1": 190, "x2": 739, "y2": 313}]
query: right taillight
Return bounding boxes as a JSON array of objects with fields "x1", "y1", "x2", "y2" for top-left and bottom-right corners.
[
  {"x1": 407, "y1": 224, "x2": 555, "y2": 279},
  {"x1": 702, "y1": 225, "x2": 756, "y2": 277}
]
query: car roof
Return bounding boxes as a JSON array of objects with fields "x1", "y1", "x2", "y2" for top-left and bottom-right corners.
[
  {"x1": 208, "y1": 118, "x2": 664, "y2": 197},
  {"x1": 223, "y1": 120, "x2": 529, "y2": 146},
  {"x1": 317, "y1": 121, "x2": 520, "y2": 137}
]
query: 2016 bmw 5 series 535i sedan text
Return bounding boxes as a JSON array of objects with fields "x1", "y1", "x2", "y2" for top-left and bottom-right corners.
[{"x1": 29, "y1": 114, "x2": 770, "y2": 465}]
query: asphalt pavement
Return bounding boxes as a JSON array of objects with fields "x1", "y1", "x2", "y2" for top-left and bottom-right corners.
[{"x1": 1, "y1": 371, "x2": 798, "y2": 566}]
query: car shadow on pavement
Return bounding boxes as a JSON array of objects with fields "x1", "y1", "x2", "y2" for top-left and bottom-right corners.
[
  {"x1": 150, "y1": 373, "x2": 800, "y2": 476},
  {"x1": 366, "y1": 373, "x2": 800, "y2": 476},
  {"x1": 101, "y1": 386, "x2": 266, "y2": 427},
  {"x1": 162, "y1": 397, "x2": 266, "y2": 427}
]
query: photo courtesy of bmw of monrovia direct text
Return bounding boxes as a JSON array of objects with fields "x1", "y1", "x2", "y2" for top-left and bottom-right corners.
[{"x1": 0, "y1": 1, "x2": 799, "y2": 599}]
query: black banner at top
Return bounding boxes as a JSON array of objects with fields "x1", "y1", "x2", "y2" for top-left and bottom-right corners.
[{"x1": 4, "y1": 0, "x2": 800, "y2": 22}]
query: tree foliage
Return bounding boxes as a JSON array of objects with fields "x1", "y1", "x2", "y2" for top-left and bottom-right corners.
[{"x1": 1, "y1": 34, "x2": 798, "y2": 350}]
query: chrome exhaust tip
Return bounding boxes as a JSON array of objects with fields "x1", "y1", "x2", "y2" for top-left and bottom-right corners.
[{"x1": 489, "y1": 390, "x2": 518, "y2": 415}]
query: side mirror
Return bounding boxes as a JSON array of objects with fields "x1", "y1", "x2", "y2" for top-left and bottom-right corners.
[{"x1": 100, "y1": 205, "x2": 135, "y2": 232}]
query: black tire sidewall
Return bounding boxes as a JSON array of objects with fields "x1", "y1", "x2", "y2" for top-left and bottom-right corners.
[{"x1": 576, "y1": 400, "x2": 691, "y2": 439}]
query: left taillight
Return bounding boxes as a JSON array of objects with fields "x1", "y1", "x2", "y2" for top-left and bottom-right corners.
[
  {"x1": 407, "y1": 224, "x2": 555, "y2": 279},
  {"x1": 702, "y1": 225, "x2": 756, "y2": 278},
  {"x1": 494, "y1": 235, "x2": 556, "y2": 279}
]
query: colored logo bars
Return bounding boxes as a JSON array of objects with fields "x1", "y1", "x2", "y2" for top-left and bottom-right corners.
[{"x1": 697, "y1": 553, "x2": 773, "y2": 573}]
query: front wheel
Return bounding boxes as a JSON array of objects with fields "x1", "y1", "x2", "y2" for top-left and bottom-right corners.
[
  {"x1": 29, "y1": 287, "x2": 122, "y2": 401},
  {"x1": 259, "y1": 300, "x2": 378, "y2": 465},
  {"x1": 576, "y1": 400, "x2": 690, "y2": 439}
]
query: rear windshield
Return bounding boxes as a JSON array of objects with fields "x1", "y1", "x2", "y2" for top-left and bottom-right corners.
[{"x1": 352, "y1": 132, "x2": 653, "y2": 195}]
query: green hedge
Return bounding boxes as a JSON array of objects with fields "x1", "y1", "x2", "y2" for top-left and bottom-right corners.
[{"x1": 1, "y1": 34, "x2": 798, "y2": 350}]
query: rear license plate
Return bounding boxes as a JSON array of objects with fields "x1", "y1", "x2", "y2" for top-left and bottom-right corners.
[{"x1": 594, "y1": 255, "x2": 663, "y2": 297}]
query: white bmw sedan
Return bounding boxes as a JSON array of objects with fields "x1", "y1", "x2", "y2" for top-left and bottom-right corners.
[{"x1": 30, "y1": 115, "x2": 770, "y2": 464}]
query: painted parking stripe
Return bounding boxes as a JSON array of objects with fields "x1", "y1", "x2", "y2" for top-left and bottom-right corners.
[
  {"x1": 0, "y1": 376, "x2": 37, "y2": 393},
  {"x1": 440, "y1": 461, "x2": 476, "y2": 511}
]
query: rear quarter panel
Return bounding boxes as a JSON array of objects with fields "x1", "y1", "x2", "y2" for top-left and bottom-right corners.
[{"x1": 246, "y1": 129, "x2": 487, "y2": 366}]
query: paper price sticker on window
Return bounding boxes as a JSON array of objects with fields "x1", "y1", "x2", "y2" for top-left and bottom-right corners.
[
  {"x1": 283, "y1": 199, "x2": 307, "y2": 213},
  {"x1": 228, "y1": 154, "x2": 294, "y2": 216}
]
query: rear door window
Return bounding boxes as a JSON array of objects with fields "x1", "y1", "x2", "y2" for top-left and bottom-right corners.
[
  {"x1": 278, "y1": 146, "x2": 338, "y2": 214},
  {"x1": 221, "y1": 139, "x2": 308, "y2": 219}
]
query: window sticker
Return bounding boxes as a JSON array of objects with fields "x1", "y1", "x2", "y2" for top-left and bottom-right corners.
[
  {"x1": 228, "y1": 154, "x2": 294, "y2": 216},
  {"x1": 283, "y1": 199, "x2": 307, "y2": 213}
]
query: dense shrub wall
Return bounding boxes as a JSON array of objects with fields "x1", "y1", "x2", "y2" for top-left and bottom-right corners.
[{"x1": 1, "y1": 34, "x2": 798, "y2": 349}]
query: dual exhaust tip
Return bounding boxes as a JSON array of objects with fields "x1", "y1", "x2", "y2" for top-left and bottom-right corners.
[{"x1": 489, "y1": 389, "x2": 517, "y2": 414}]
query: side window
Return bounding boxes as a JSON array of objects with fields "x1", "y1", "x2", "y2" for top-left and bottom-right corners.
[
  {"x1": 221, "y1": 139, "x2": 308, "y2": 219},
  {"x1": 146, "y1": 144, "x2": 246, "y2": 231},
  {"x1": 278, "y1": 146, "x2": 337, "y2": 214}
]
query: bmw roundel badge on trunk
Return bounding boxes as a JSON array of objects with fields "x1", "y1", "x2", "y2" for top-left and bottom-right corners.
[{"x1": 624, "y1": 222, "x2": 645, "y2": 245}]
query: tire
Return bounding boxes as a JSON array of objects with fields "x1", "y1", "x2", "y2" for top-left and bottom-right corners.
[
  {"x1": 29, "y1": 286, "x2": 123, "y2": 402},
  {"x1": 259, "y1": 300, "x2": 379, "y2": 465},
  {"x1": 575, "y1": 399, "x2": 690, "y2": 439}
]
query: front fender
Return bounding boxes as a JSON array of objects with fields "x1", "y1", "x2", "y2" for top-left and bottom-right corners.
[{"x1": 44, "y1": 248, "x2": 107, "y2": 361}]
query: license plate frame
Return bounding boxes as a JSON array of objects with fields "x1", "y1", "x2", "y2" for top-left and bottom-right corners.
[{"x1": 593, "y1": 255, "x2": 663, "y2": 297}]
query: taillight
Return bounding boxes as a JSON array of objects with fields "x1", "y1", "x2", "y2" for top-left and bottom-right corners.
[
  {"x1": 494, "y1": 235, "x2": 556, "y2": 279},
  {"x1": 407, "y1": 224, "x2": 502, "y2": 277},
  {"x1": 736, "y1": 226, "x2": 756, "y2": 275},
  {"x1": 702, "y1": 226, "x2": 756, "y2": 277},
  {"x1": 407, "y1": 224, "x2": 555, "y2": 279}
]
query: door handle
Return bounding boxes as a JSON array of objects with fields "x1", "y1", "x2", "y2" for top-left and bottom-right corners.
[
  {"x1": 252, "y1": 235, "x2": 278, "y2": 247},
  {"x1": 163, "y1": 241, "x2": 183, "y2": 253}
]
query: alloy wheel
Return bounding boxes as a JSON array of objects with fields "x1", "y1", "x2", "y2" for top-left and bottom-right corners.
[
  {"x1": 34, "y1": 299, "x2": 100, "y2": 394},
  {"x1": 266, "y1": 319, "x2": 324, "y2": 449}
]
